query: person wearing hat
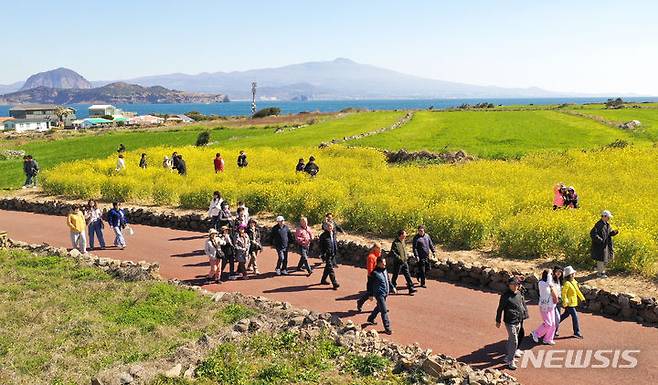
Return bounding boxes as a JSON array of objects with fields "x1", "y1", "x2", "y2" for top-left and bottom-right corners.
[
  {"x1": 559, "y1": 265, "x2": 585, "y2": 338},
  {"x1": 319, "y1": 222, "x2": 340, "y2": 289},
  {"x1": 204, "y1": 228, "x2": 225, "y2": 280},
  {"x1": 271, "y1": 215, "x2": 295, "y2": 275},
  {"x1": 303, "y1": 155, "x2": 319, "y2": 176},
  {"x1": 590, "y1": 210, "x2": 618, "y2": 278},
  {"x1": 495, "y1": 276, "x2": 529, "y2": 370},
  {"x1": 234, "y1": 224, "x2": 251, "y2": 279}
]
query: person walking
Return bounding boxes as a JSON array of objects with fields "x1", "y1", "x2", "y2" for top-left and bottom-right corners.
[
  {"x1": 234, "y1": 225, "x2": 250, "y2": 279},
  {"x1": 116, "y1": 154, "x2": 126, "y2": 172},
  {"x1": 246, "y1": 219, "x2": 262, "y2": 274},
  {"x1": 22, "y1": 155, "x2": 39, "y2": 188},
  {"x1": 366, "y1": 256, "x2": 393, "y2": 335},
  {"x1": 412, "y1": 225, "x2": 435, "y2": 288},
  {"x1": 295, "y1": 216, "x2": 314, "y2": 276},
  {"x1": 559, "y1": 266, "x2": 585, "y2": 339},
  {"x1": 495, "y1": 277, "x2": 529, "y2": 370},
  {"x1": 295, "y1": 158, "x2": 305, "y2": 172},
  {"x1": 218, "y1": 225, "x2": 236, "y2": 281},
  {"x1": 356, "y1": 242, "x2": 381, "y2": 311},
  {"x1": 319, "y1": 222, "x2": 340, "y2": 289},
  {"x1": 530, "y1": 270, "x2": 559, "y2": 345},
  {"x1": 175, "y1": 155, "x2": 187, "y2": 175},
  {"x1": 208, "y1": 191, "x2": 223, "y2": 230},
  {"x1": 107, "y1": 202, "x2": 127, "y2": 249},
  {"x1": 551, "y1": 266, "x2": 564, "y2": 337},
  {"x1": 139, "y1": 153, "x2": 147, "y2": 169},
  {"x1": 303, "y1": 156, "x2": 320, "y2": 176},
  {"x1": 84, "y1": 200, "x2": 105, "y2": 250},
  {"x1": 237, "y1": 150, "x2": 248, "y2": 168},
  {"x1": 214, "y1": 153, "x2": 225, "y2": 173},
  {"x1": 271, "y1": 216, "x2": 294, "y2": 275},
  {"x1": 66, "y1": 206, "x2": 87, "y2": 254},
  {"x1": 390, "y1": 229, "x2": 417, "y2": 295},
  {"x1": 590, "y1": 210, "x2": 619, "y2": 278},
  {"x1": 217, "y1": 201, "x2": 233, "y2": 231},
  {"x1": 204, "y1": 228, "x2": 224, "y2": 281}
]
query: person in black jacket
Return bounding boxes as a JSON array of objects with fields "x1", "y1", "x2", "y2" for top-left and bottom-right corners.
[
  {"x1": 412, "y1": 225, "x2": 435, "y2": 288},
  {"x1": 175, "y1": 155, "x2": 187, "y2": 175},
  {"x1": 390, "y1": 229, "x2": 417, "y2": 295},
  {"x1": 495, "y1": 277, "x2": 529, "y2": 370},
  {"x1": 271, "y1": 216, "x2": 294, "y2": 275},
  {"x1": 237, "y1": 150, "x2": 248, "y2": 168},
  {"x1": 319, "y1": 223, "x2": 340, "y2": 289},
  {"x1": 139, "y1": 153, "x2": 147, "y2": 169},
  {"x1": 22, "y1": 155, "x2": 39, "y2": 188},
  {"x1": 171, "y1": 151, "x2": 179, "y2": 170},
  {"x1": 590, "y1": 210, "x2": 618, "y2": 278},
  {"x1": 366, "y1": 256, "x2": 392, "y2": 335},
  {"x1": 295, "y1": 158, "x2": 305, "y2": 172},
  {"x1": 303, "y1": 156, "x2": 319, "y2": 176}
]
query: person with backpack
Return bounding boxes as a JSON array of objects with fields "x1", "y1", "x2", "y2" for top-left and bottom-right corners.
[
  {"x1": 22, "y1": 155, "x2": 39, "y2": 188},
  {"x1": 319, "y1": 222, "x2": 340, "y2": 290},
  {"x1": 84, "y1": 200, "x2": 105, "y2": 250},
  {"x1": 390, "y1": 229, "x2": 417, "y2": 295},
  {"x1": 356, "y1": 242, "x2": 381, "y2": 311},
  {"x1": 412, "y1": 225, "x2": 435, "y2": 288},
  {"x1": 303, "y1": 156, "x2": 320, "y2": 176},
  {"x1": 237, "y1": 150, "x2": 248, "y2": 168},
  {"x1": 271, "y1": 216, "x2": 295, "y2": 275},
  {"x1": 495, "y1": 277, "x2": 529, "y2": 370},
  {"x1": 246, "y1": 219, "x2": 262, "y2": 275},
  {"x1": 107, "y1": 202, "x2": 128, "y2": 249},
  {"x1": 366, "y1": 256, "x2": 393, "y2": 335},
  {"x1": 295, "y1": 216, "x2": 314, "y2": 276},
  {"x1": 559, "y1": 266, "x2": 586, "y2": 339},
  {"x1": 590, "y1": 210, "x2": 619, "y2": 278},
  {"x1": 66, "y1": 205, "x2": 87, "y2": 254}
]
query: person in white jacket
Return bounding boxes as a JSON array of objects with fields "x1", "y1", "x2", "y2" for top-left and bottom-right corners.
[
  {"x1": 116, "y1": 154, "x2": 126, "y2": 172},
  {"x1": 204, "y1": 228, "x2": 225, "y2": 280},
  {"x1": 208, "y1": 191, "x2": 223, "y2": 229},
  {"x1": 531, "y1": 269, "x2": 559, "y2": 345}
]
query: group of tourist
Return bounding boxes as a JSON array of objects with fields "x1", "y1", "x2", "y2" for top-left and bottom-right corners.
[
  {"x1": 552, "y1": 183, "x2": 580, "y2": 210},
  {"x1": 65, "y1": 201, "x2": 129, "y2": 253},
  {"x1": 295, "y1": 156, "x2": 320, "y2": 176}
]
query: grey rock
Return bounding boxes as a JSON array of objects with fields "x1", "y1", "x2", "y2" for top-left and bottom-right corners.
[
  {"x1": 118, "y1": 372, "x2": 133, "y2": 384},
  {"x1": 164, "y1": 363, "x2": 182, "y2": 378}
]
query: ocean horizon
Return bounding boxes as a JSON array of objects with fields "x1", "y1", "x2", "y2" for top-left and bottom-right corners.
[{"x1": 1, "y1": 97, "x2": 657, "y2": 119}]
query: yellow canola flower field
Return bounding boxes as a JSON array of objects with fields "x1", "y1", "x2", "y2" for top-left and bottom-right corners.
[{"x1": 42, "y1": 145, "x2": 658, "y2": 276}]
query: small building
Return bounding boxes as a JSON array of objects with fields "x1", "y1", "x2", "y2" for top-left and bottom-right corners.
[
  {"x1": 0, "y1": 117, "x2": 15, "y2": 129},
  {"x1": 79, "y1": 117, "x2": 113, "y2": 128},
  {"x1": 88, "y1": 104, "x2": 120, "y2": 118},
  {"x1": 128, "y1": 115, "x2": 164, "y2": 126},
  {"x1": 3, "y1": 119, "x2": 51, "y2": 132},
  {"x1": 9, "y1": 104, "x2": 76, "y2": 126},
  {"x1": 165, "y1": 114, "x2": 194, "y2": 124}
]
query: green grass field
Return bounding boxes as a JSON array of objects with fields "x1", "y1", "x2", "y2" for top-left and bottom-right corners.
[
  {"x1": 351, "y1": 110, "x2": 642, "y2": 158},
  {"x1": 572, "y1": 108, "x2": 658, "y2": 140}
]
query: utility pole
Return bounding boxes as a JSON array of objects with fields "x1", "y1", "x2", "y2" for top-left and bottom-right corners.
[{"x1": 251, "y1": 82, "x2": 257, "y2": 115}]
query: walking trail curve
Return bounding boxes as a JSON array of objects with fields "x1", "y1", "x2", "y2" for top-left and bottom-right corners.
[{"x1": 1, "y1": 210, "x2": 657, "y2": 385}]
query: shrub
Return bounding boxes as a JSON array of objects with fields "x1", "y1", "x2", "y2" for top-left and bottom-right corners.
[
  {"x1": 195, "y1": 130, "x2": 210, "y2": 146},
  {"x1": 252, "y1": 107, "x2": 281, "y2": 119}
]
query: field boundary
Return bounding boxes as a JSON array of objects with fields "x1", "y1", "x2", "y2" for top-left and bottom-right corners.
[
  {"x1": 2, "y1": 196, "x2": 656, "y2": 328},
  {"x1": 319, "y1": 111, "x2": 413, "y2": 148}
]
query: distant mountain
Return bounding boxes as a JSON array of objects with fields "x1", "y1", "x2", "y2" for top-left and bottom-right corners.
[
  {"x1": 0, "y1": 82, "x2": 228, "y2": 104},
  {"x1": 20, "y1": 67, "x2": 92, "y2": 91},
  {"x1": 0, "y1": 81, "x2": 23, "y2": 95},
  {"x1": 99, "y1": 58, "x2": 565, "y2": 100}
]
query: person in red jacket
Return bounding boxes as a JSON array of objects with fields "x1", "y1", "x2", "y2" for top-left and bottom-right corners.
[
  {"x1": 214, "y1": 153, "x2": 225, "y2": 173},
  {"x1": 356, "y1": 242, "x2": 381, "y2": 312}
]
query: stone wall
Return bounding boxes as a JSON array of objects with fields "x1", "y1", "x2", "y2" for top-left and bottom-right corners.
[{"x1": 1, "y1": 196, "x2": 656, "y2": 326}]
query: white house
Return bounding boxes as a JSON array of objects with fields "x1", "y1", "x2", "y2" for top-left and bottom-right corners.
[
  {"x1": 3, "y1": 119, "x2": 51, "y2": 132},
  {"x1": 88, "y1": 104, "x2": 120, "y2": 118},
  {"x1": 128, "y1": 115, "x2": 164, "y2": 126}
]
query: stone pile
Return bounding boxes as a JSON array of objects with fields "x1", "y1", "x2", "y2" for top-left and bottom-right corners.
[
  {"x1": 319, "y1": 112, "x2": 413, "y2": 148},
  {"x1": 384, "y1": 148, "x2": 474, "y2": 164},
  {"x1": 619, "y1": 120, "x2": 641, "y2": 130}
]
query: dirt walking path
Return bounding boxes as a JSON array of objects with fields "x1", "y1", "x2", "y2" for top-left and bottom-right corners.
[{"x1": 1, "y1": 210, "x2": 656, "y2": 385}]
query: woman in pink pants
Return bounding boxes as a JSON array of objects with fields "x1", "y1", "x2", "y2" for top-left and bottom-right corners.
[{"x1": 531, "y1": 269, "x2": 559, "y2": 345}]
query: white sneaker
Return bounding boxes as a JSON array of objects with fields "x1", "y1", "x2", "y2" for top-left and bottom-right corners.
[
  {"x1": 515, "y1": 349, "x2": 523, "y2": 358},
  {"x1": 21, "y1": 186, "x2": 27, "y2": 189},
  {"x1": 545, "y1": 341, "x2": 556, "y2": 345},
  {"x1": 281, "y1": 270, "x2": 289, "y2": 275},
  {"x1": 275, "y1": 269, "x2": 281, "y2": 276},
  {"x1": 508, "y1": 361, "x2": 517, "y2": 370},
  {"x1": 531, "y1": 332, "x2": 539, "y2": 343}
]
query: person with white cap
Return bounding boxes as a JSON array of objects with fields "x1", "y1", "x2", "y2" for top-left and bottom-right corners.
[
  {"x1": 559, "y1": 265, "x2": 585, "y2": 339},
  {"x1": 271, "y1": 215, "x2": 295, "y2": 275},
  {"x1": 590, "y1": 210, "x2": 618, "y2": 278},
  {"x1": 204, "y1": 228, "x2": 225, "y2": 280}
]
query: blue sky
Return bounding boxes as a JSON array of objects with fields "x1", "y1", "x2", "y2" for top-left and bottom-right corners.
[{"x1": 3, "y1": 0, "x2": 658, "y2": 94}]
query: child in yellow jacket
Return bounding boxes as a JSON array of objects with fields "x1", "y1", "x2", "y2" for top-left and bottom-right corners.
[{"x1": 559, "y1": 266, "x2": 585, "y2": 338}]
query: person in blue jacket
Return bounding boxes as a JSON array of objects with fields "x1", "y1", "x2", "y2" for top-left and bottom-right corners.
[
  {"x1": 107, "y1": 202, "x2": 128, "y2": 249},
  {"x1": 366, "y1": 256, "x2": 393, "y2": 335}
]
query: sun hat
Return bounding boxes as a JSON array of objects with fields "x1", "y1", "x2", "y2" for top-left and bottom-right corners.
[
  {"x1": 208, "y1": 228, "x2": 219, "y2": 236},
  {"x1": 563, "y1": 265, "x2": 576, "y2": 276},
  {"x1": 601, "y1": 210, "x2": 613, "y2": 218},
  {"x1": 276, "y1": 215, "x2": 285, "y2": 222}
]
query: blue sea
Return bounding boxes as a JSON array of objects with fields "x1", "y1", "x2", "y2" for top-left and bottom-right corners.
[{"x1": 1, "y1": 97, "x2": 656, "y2": 118}]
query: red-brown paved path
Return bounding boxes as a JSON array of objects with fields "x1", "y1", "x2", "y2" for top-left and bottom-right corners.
[{"x1": 1, "y1": 210, "x2": 657, "y2": 385}]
